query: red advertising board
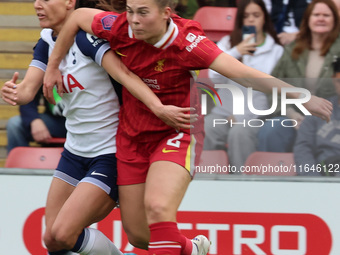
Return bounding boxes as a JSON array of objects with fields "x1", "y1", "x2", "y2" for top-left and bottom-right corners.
[{"x1": 22, "y1": 208, "x2": 332, "y2": 255}]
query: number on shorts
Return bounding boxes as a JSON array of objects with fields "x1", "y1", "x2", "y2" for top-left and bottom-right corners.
[{"x1": 166, "y1": 132, "x2": 184, "y2": 148}]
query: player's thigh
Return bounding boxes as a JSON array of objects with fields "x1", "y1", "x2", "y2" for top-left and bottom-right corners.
[
  {"x1": 145, "y1": 160, "x2": 191, "y2": 224},
  {"x1": 118, "y1": 183, "x2": 149, "y2": 248},
  {"x1": 45, "y1": 177, "x2": 75, "y2": 230},
  {"x1": 53, "y1": 182, "x2": 116, "y2": 235}
]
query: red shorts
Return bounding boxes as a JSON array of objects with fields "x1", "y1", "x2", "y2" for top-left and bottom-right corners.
[{"x1": 116, "y1": 131, "x2": 203, "y2": 185}]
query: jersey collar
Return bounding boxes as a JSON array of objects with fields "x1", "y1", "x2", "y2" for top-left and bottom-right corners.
[{"x1": 128, "y1": 18, "x2": 178, "y2": 49}]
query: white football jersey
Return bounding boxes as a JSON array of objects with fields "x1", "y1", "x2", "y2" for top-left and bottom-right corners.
[{"x1": 31, "y1": 28, "x2": 120, "y2": 157}]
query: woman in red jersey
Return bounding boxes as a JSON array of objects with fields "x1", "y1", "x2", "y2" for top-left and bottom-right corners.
[{"x1": 43, "y1": 0, "x2": 333, "y2": 254}]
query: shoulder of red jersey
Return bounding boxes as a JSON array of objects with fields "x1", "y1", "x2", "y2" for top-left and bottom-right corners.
[
  {"x1": 171, "y1": 14, "x2": 216, "y2": 51},
  {"x1": 92, "y1": 11, "x2": 129, "y2": 42},
  {"x1": 97, "y1": 11, "x2": 126, "y2": 30}
]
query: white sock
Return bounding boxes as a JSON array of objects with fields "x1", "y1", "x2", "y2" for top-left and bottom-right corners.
[
  {"x1": 191, "y1": 241, "x2": 199, "y2": 255},
  {"x1": 79, "y1": 228, "x2": 123, "y2": 255}
]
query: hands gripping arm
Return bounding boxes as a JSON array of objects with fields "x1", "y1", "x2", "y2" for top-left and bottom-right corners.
[
  {"x1": 102, "y1": 50, "x2": 196, "y2": 130},
  {"x1": 44, "y1": 8, "x2": 103, "y2": 104}
]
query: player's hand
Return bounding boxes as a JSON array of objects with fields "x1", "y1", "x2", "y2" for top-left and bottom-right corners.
[
  {"x1": 236, "y1": 34, "x2": 257, "y2": 56},
  {"x1": 31, "y1": 119, "x2": 52, "y2": 143},
  {"x1": 1, "y1": 72, "x2": 19, "y2": 106},
  {"x1": 303, "y1": 95, "x2": 333, "y2": 122},
  {"x1": 287, "y1": 111, "x2": 305, "y2": 130},
  {"x1": 43, "y1": 64, "x2": 63, "y2": 105},
  {"x1": 155, "y1": 105, "x2": 198, "y2": 130}
]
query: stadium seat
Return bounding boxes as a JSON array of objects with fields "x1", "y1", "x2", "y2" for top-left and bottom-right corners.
[
  {"x1": 45, "y1": 137, "x2": 66, "y2": 145},
  {"x1": 194, "y1": 150, "x2": 229, "y2": 179},
  {"x1": 5, "y1": 146, "x2": 63, "y2": 169},
  {"x1": 193, "y1": 7, "x2": 237, "y2": 42},
  {"x1": 244, "y1": 151, "x2": 296, "y2": 176}
]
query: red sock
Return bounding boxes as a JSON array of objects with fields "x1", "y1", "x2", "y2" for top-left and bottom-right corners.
[
  {"x1": 180, "y1": 235, "x2": 193, "y2": 255},
  {"x1": 148, "y1": 222, "x2": 182, "y2": 255}
]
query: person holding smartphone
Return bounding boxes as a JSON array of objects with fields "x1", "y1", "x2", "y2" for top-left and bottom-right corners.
[{"x1": 205, "y1": 0, "x2": 284, "y2": 172}]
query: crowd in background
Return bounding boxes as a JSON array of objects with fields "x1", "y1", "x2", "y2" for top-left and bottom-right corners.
[{"x1": 181, "y1": 0, "x2": 340, "y2": 176}]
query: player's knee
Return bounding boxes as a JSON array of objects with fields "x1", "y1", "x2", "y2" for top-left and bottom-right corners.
[
  {"x1": 125, "y1": 230, "x2": 148, "y2": 250},
  {"x1": 145, "y1": 199, "x2": 172, "y2": 223},
  {"x1": 44, "y1": 229, "x2": 64, "y2": 251},
  {"x1": 121, "y1": 216, "x2": 149, "y2": 249},
  {"x1": 43, "y1": 230, "x2": 54, "y2": 250},
  {"x1": 50, "y1": 224, "x2": 78, "y2": 250}
]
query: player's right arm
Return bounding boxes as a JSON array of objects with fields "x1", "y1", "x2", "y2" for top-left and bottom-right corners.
[
  {"x1": 101, "y1": 49, "x2": 194, "y2": 130},
  {"x1": 1, "y1": 67, "x2": 44, "y2": 105},
  {"x1": 44, "y1": 8, "x2": 103, "y2": 104}
]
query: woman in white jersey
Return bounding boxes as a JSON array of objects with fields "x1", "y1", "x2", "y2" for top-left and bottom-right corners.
[{"x1": 1, "y1": 0, "x2": 192, "y2": 254}]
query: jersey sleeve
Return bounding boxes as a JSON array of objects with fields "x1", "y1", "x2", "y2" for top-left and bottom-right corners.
[
  {"x1": 29, "y1": 38, "x2": 49, "y2": 72},
  {"x1": 19, "y1": 89, "x2": 43, "y2": 129},
  {"x1": 178, "y1": 20, "x2": 223, "y2": 69},
  {"x1": 75, "y1": 30, "x2": 110, "y2": 66},
  {"x1": 91, "y1": 11, "x2": 120, "y2": 42}
]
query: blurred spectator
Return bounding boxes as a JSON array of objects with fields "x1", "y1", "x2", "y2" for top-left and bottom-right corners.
[
  {"x1": 197, "y1": 0, "x2": 235, "y2": 7},
  {"x1": 175, "y1": 0, "x2": 199, "y2": 18},
  {"x1": 294, "y1": 58, "x2": 340, "y2": 176},
  {"x1": 6, "y1": 88, "x2": 66, "y2": 153},
  {"x1": 267, "y1": 0, "x2": 310, "y2": 45},
  {"x1": 257, "y1": 0, "x2": 340, "y2": 153},
  {"x1": 332, "y1": 0, "x2": 340, "y2": 14},
  {"x1": 204, "y1": 0, "x2": 283, "y2": 172},
  {"x1": 175, "y1": 0, "x2": 236, "y2": 19}
]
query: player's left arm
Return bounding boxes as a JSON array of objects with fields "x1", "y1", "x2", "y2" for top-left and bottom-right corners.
[{"x1": 209, "y1": 52, "x2": 333, "y2": 122}]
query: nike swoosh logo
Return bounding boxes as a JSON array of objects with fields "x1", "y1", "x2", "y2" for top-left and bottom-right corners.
[
  {"x1": 91, "y1": 170, "x2": 108, "y2": 178},
  {"x1": 162, "y1": 148, "x2": 179, "y2": 153}
]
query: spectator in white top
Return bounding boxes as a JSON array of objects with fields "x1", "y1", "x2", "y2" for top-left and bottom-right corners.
[{"x1": 204, "y1": 0, "x2": 284, "y2": 172}]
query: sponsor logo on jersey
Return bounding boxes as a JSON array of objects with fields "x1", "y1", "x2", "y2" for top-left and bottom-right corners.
[
  {"x1": 101, "y1": 15, "x2": 118, "y2": 30},
  {"x1": 186, "y1": 32, "x2": 197, "y2": 43},
  {"x1": 154, "y1": 59, "x2": 165, "y2": 72},
  {"x1": 185, "y1": 34, "x2": 206, "y2": 52},
  {"x1": 142, "y1": 78, "x2": 160, "y2": 90},
  {"x1": 86, "y1": 33, "x2": 105, "y2": 47}
]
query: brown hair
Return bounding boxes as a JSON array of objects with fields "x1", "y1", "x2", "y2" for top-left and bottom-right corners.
[
  {"x1": 76, "y1": 0, "x2": 126, "y2": 12},
  {"x1": 292, "y1": 0, "x2": 340, "y2": 59},
  {"x1": 230, "y1": 0, "x2": 280, "y2": 47},
  {"x1": 155, "y1": 0, "x2": 178, "y2": 11}
]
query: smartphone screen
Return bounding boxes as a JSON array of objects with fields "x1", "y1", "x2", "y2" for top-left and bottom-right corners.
[{"x1": 242, "y1": 25, "x2": 256, "y2": 44}]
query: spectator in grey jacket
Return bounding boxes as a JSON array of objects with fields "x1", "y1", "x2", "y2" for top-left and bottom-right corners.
[
  {"x1": 294, "y1": 58, "x2": 340, "y2": 176},
  {"x1": 258, "y1": 0, "x2": 340, "y2": 153}
]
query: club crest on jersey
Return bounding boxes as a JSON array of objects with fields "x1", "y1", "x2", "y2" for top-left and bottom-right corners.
[
  {"x1": 101, "y1": 15, "x2": 117, "y2": 30},
  {"x1": 155, "y1": 59, "x2": 165, "y2": 72}
]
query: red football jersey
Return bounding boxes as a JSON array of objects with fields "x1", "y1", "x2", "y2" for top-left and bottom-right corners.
[{"x1": 92, "y1": 12, "x2": 222, "y2": 142}]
